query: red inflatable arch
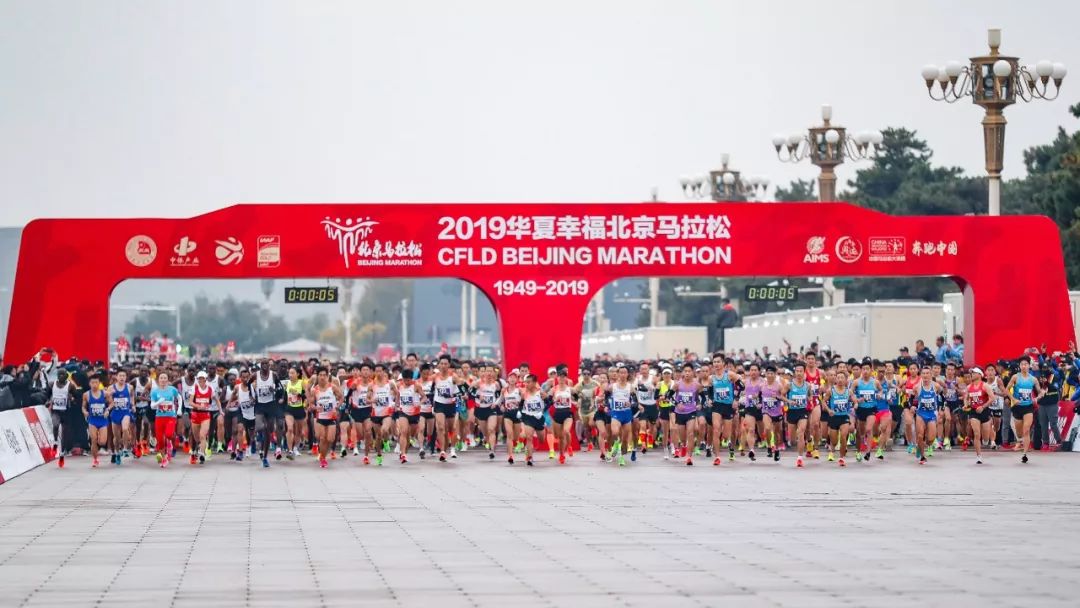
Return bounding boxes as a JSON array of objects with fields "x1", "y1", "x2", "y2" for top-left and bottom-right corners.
[{"x1": 5, "y1": 202, "x2": 1073, "y2": 372}]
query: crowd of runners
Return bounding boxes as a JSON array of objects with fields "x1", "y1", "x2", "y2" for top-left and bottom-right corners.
[{"x1": 38, "y1": 341, "x2": 1073, "y2": 470}]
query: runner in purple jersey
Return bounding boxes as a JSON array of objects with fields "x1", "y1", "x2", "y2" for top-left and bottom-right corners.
[
  {"x1": 740, "y1": 363, "x2": 765, "y2": 462},
  {"x1": 760, "y1": 365, "x2": 785, "y2": 462},
  {"x1": 672, "y1": 363, "x2": 705, "y2": 466}
]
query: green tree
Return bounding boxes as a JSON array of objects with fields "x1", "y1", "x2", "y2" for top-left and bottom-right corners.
[
  {"x1": 293, "y1": 312, "x2": 331, "y2": 339},
  {"x1": 774, "y1": 178, "x2": 816, "y2": 201},
  {"x1": 1012, "y1": 101, "x2": 1080, "y2": 286},
  {"x1": 355, "y1": 280, "x2": 412, "y2": 352}
]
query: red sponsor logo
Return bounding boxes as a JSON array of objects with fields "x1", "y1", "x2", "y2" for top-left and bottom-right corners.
[
  {"x1": 868, "y1": 236, "x2": 906, "y2": 262},
  {"x1": 257, "y1": 235, "x2": 281, "y2": 268}
]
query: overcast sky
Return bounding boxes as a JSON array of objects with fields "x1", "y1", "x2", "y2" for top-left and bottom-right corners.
[{"x1": 1, "y1": 0, "x2": 1077, "y2": 226}]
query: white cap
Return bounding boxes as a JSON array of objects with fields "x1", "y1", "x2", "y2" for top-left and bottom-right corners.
[
  {"x1": 547, "y1": 366, "x2": 557, "y2": 374},
  {"x1": 227, "y1": 368, "x2": 239, "y2": 376},
  {"x1": 196, "y1": 370, "x2": 208, "y2": 379},
  {"x1": 970, "y1": 367, "x2": 983, "y2": 376}
]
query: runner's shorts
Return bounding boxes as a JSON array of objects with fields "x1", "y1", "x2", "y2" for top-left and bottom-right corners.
[
  {"x1": 285, "y1": 407, "x2": 306, "y2": 421},
  {"x1": 711, "y1": 403, "x2": 735, "y2": 420},
  {"x1": 110, "y1": 409, "x2": 132, "y2": 425},
  {"x1": 610, "y1": 409, "x2": 633, "y2": 425},
  {"x1": 828, "y1": 414, "x2": 849, "y2": 430},
  {"x1": 640, "y1": 404, "x2": 659, "y2": 423},
  {"x1": 552, "y1": 409, "x2": 573, "y2": 425},
  {"x1": 521, "y1": 414, "x2": 545, "y2": 431}
]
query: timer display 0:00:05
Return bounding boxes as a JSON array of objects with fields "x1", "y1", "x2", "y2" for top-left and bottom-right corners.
[
  {"x1": 284, "y1": 287, "x2": 339, "y2": 303},
  {"x1": 494, "y1": 280, "x2": 589, "y2": 296},
  {"x1": 744, "y1": 286, "x2": 798, "y2": 301}
]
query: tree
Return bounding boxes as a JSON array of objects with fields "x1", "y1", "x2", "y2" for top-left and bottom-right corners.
[
  {"x1": 1012, "y1": 101, "x2": 1080, "y2": 286},
  {"x1": 293, "y1": 313, "x2": 331, "y2": 340},
  {"x1": 355, "y1": 280, "x2": 412, "y2": 352},
  {"x1": 774, "y1": 178, "x2": 816, "y2": 201}
]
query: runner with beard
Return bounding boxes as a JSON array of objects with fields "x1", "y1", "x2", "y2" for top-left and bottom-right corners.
[
  {"x1": 49, "y1": 369, "x2": 78, "y2": 468},
  {"x1": 133, "y1": 367, "x2": 153, "y2": 458},
  {"x1": 250, "y1": 359, "x2": 281, "y2": 468}
]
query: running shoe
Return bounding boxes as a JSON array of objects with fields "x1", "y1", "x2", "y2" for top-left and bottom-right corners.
[
  {"x1": 204, "y1": 446, "x2": 212, "y2": 461},
  {"x1": 630, "y1": 450, "x2": 637, "y2": 462},
  {"x1": 230, "y1": 451, "x2": 237, "y2": 461},
  {"x1": 489, "y1": 451, "x2": 495, "y2": 460},
  {"x1": 748, "y1": 450, "x2": 756, "y2": 462},
  {"x1": 826, "y1": 451, "x2": 835, "y2": 462},
  {"x1": 58, "y1": 455, "x2": 65, "y2": 468},
  {"x1": 876, "y1": 447, "x2": 885, "y2": 460},
  {"x1": 364, "y1": 455, "x2": 372, "y2": 465},
  {"x1": 190, "y1": 454, "x2": 198, "y2": 465},
  {"x1": 796, "y1": 457, "x2": 804, "y2": 468},
  {"x1": 340, "y1": 446, "x2": 348, "y2": 459},
  {"x1": 319, "y1": 458, "x2": 328, "y2": 468},
  {"x1": 713, "y1": 457, "x2": 720, "y2": 466},
  {"x1": 943, "y1": 438, "x2": 952, "y2": 451},
  {"x1": 236, "y1": 451, "x2": 244, "y2": 462},
  {"x1": 437, "y1": 452, "x2": 445, "y2": 463},
  {"x1": 663, "y1": 450, "x2": 669, "y2": 460},
  {"x1": 393, "y1": 442, "x2": 401, "y2": 455},
  {"x1": 728, "y1": 449, "x2": 735, "y2": 462},
  {"x1": 526, "y1": 457, "x2": 534, "y2": 466},
  {"x1": 1021, "y1": 453, "x2": 1029, "y2": 464},
  {"x1": 400, "y1": 455, "x2": 407, "y2": 464},
  {"x1": 812, "y1": 449, "x2": 820, "y2": 460},
  {"x1": 275, "y1": 447, "x2": 282, "y2": 460},
  {"x1": 92, "y1": 457, "x2": 99, "y2": 468},
  {"x1": 375, "y1": 454, "x2": 383, "y2": 466},
  {"x1": 693, "y1": 446, "x2": 703, "y2": 456},
  {"x1": 838, "y1": 458, "x2": 846, "y2": 467},
  {"x1": 907, "y1": 445, "x2": 916, "y2": 454},
  {"x1": 216, "y1": 444, "x2": 225, "y2": 454},
  {"x1": 863, "y1": 451, "x2": 871, "y2": 462},
  {"x1": 927, "y1": 444, "x2": 935, "y2": 457},
  {"x1": 685, "y1": 457, "x2": 693, "y2": 466},
  {"x1": 507, "y1": 456, "x2": 514, "y2": 465},
  {"x1": 285, "y1": 450, "x2": 295, "y2": 461},
  {"x1": 773, "y1": 449, "x2": 780, "y2": 462},
  {"x1": 352, "y1": 446, "x2": 361, "y2": 457},
  {"x1": 548, "y1": 449, "x2": 556, "y2": 460},
  {"x1": 450, "y1": 447, "x2": 458, "y2": 459},
  {"x1": 419, "y1": 449, "x2": 426, "y2": 460},
  {"x1": 975, "y1": 456, "x2": 983, "y2": 464},
  {"x1": 618, "y1": 455, "x2": 626, "y2": 466},
  {"x1": 705, "y1": 446, "x2": 713, "y2": 458},
  {"x1": 558, "y1": 453, "x2": 566, "y2": 464},
  {"x1": 199, "y1": 454, "x2": 205, "y2": 464},
  {"x1": 919, "y1": 455, "x2": 927, "y2": 465}
]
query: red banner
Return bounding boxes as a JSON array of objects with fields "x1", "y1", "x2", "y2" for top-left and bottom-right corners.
[{"x1": 4, "y1": 202, "x2": 1073, "y2": 373}]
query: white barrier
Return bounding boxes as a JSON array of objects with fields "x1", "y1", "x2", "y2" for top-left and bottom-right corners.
[{"x1": 0, "y1": 406, "x2": 57, "y2": 484}]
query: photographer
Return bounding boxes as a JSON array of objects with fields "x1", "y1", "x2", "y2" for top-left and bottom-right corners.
[{"x1": 1033, "y1": 347, "x2": 1064, "y2": 450}]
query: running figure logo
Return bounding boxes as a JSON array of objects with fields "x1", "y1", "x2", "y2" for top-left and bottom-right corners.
[
  {"x1": 214, "y1": 237, "x2": 244, "y2": 265},
  {"x1": 322, "y1": 217, "x2": 378, "y2": 269}
]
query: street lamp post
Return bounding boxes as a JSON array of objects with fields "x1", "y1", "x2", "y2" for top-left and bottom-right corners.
[
  {"x1": 681, "y1": 154, "x2": 770, "y2": 201},
  {"x1": 773, "y1": 105, "x2": 882, "y2": 306},
  {"x1": 921, "y1": 28, "x2": 1066, "y2": 216}
]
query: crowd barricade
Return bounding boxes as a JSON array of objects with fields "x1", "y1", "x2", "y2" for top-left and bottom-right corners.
[{"x1": 0, "y1": 405, "x2": 56, "y2": 484}]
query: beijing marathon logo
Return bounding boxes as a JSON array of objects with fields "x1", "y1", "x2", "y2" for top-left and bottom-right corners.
[{"x1": 321, "y1": 216, "x2": 423, "y2": 269}]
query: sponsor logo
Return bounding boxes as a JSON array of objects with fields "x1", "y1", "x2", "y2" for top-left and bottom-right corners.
[
  {"x1": 322, "y1": 217, "x2": 423, "y2": 268},
  {"x1": 803, "y1": 236, "x2": 829, "y2": 263},
  {"x1": 170, "y1": 237, "x2": 199, "y2": 267},
  {"x1": 214, "y1": 237, "x2": 244, "y2": 265},
  {"x1": 256, "y1": 235, "x2": 281, "y2": 268},
  {"x1": 834, "y1": 236, "x2": 863, "y2": 263},
  {"x1": 125, "y1": 235, "x2": 157, "y2": 267},
  {"x1": 868, "y1": 236, "x2": 906, "y2": 262}
]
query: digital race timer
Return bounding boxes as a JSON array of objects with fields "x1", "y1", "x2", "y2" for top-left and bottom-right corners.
[
  {"x1": 284, "y1": 286, "x2": 339, "y2": 304},
  {"x1": 743, "y1": 285, "x2": 798, "y2": 302}
]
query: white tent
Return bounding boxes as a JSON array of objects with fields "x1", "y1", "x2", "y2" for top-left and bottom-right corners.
[{"x1": 265, "y1": 338, "x2": 340, "y2": 358}]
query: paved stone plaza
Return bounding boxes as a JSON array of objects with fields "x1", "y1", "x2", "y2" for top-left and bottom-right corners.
[{"x1": 0, "y1": 449, "x2": 1077, "y2": 607}]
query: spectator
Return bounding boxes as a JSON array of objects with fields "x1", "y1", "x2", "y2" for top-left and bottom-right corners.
[
  {"x1": 914, "y1": 339, "x2": 934, "y2": 365},
  {"x1": 934, "y1": 336, "x2": 955, "y2": 364},
  {"x1": 1034, "y1": 362, "x2": 1063, "y2": 450},
  {"x1": 950, "y1": 334, "x2": 965, "y2": 364}
]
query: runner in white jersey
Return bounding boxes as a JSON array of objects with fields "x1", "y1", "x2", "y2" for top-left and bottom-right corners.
[
  {"x1": 250, "y1": 360, "x2": 279, "y2": 467},
  {"x1": 225, "y1": 368, "x2": 253, "y2": 460},
  {"x1": 418, "y1": 365, "x2": 436, "y2": 459},
  {"x1": 501, "y1": 370, "x2": 523, "y2": 464},
  {"x1": 49, "y1": 369, "x2": 78, "y2": 467},
  {"x1": 431, "y1": 354, "x2": 464, "y2": 462},
  {"x1": 634, "y1": 363, "x2": 659, "y2": 454},
  {"x1": 368, "y1": 364, "x2": 397, "y2": 466},
  {"x1": 394, "y1": 370, "x2": 425, "y2": 464},
  {"x1": 306, "y1": 367, "x2": 343, "y2": 468},
  {"x1": 549, "y1": 368, "x2": 575, "y2": 464},
  {"x1": 473, "y1": 364, "x2": 503, "y2": 461},
  {"x1": 518, "y1": 374, "x2": 547, "y2": 466}
]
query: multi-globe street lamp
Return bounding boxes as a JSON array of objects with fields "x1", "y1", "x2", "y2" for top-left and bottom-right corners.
[
  {"x1": 921, "y1": 28, "x2": 1067, "y2": 215},
  {"x1": 772, "y1": 104, "x2": 883, "y2": 202},
  {"x1": 680, "y1": 154, "x2": 770, "y2": 201},
  {"x1": 772, "y1": 105, "x2": 882, "y2": 306}
]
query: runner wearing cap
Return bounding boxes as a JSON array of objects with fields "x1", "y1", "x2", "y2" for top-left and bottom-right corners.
[
  {"x1": 657, "y1": 366, "x2": 675, "y2": 458},
  {"x1": 964, "y1": 367, "x2": 993, "y2": 464}
]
